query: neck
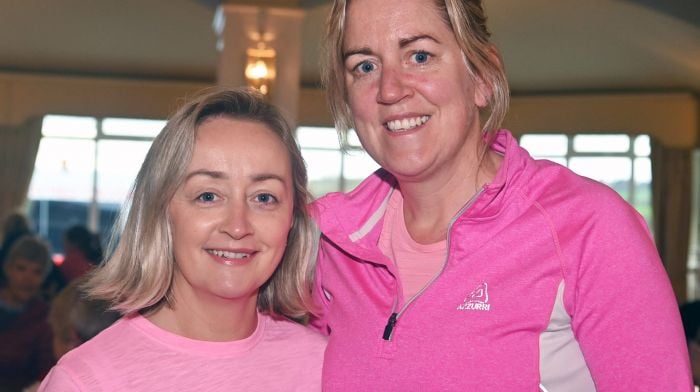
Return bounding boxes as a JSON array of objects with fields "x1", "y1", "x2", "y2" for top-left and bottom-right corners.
[
  {"x1": 398, "y1": 149, "x2": 501, "y2": 244},
  {"x1": 147, "y1": 284, "x2": 259, "y2": 342}
]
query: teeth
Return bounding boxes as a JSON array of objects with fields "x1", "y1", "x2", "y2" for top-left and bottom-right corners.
[
  {"x1": 386, "y1": 116, "x2": 430, "y2": 132},
  {"x1": 207, "y1": 249, "x2": 251, "y2": 259}
]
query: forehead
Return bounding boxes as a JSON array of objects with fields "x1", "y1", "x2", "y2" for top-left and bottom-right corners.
[
  {"x1": 190, "y1": 117, "x2": 292, "y2": 178},
  {"x1": 343, "y1": 0, "x2": 449, "y2": 49}
]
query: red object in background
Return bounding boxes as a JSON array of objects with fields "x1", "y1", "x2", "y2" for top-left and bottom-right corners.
[
  {"x1": 52, "y1": 253, "x2": 65, "y2": 267},
  {"x1": 59, "y1": 248, "x2": 94, "y2": 282}
]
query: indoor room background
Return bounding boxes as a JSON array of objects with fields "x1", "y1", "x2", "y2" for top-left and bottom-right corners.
[{"x1": 0, "y1": 0, "x2": 698, "y2": 302}]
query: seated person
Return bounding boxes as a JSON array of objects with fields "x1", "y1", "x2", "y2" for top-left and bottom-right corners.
[
  {"x1": 22, "y1": 278, "x2": 120, "y2": 392},
  {"x1": 0, "y1": 236, "x2": 55, "y2": 392},
  {"x1": 48, "y1": 277, "x2": 120, "y2": 359},
  {"x1": 0, "y1": 212, "x2": 33, "y2": 285},
  {"x1": 59, "y1": 225, "x2": 103, "y2": 282}
]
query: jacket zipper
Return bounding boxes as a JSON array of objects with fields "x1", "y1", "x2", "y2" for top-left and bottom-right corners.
[{"x1": 382, "y1": 187, "x2": 485, "y2": 341}]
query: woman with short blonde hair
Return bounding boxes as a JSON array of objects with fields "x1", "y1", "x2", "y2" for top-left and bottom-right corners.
[{"x1": 40, "y1": 87, "x2": 325, "y2": 391}]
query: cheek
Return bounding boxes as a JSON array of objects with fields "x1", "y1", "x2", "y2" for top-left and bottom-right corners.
[
  {"x1": 31, "y1": 271, "x2": 44, "y2": 284},
  {"x1": 266, "y1": 214, "x2": 294, "y2": 250},
  {"x1": 170, "y1": 207, "x2": 217, "y2": 239},
  {"x1": 347, "y1": 93, "x2": 370, "y2": 120},
  {"x1": 420, "y1": 73, "x2": 473, "y2": 106},
  {"x1": 346, "y1": 80, "x2": 377, "y2": 116}
]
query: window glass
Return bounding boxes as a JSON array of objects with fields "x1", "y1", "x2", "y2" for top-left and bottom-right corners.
[
  {"x1": 297, "y1": 127, "x2": 341, "y2": 149},
  {"x1": 29, "y1": 138, "x2": 95, "y2": 202},
  {"x1": 347, "y1": 129, "x2": 363, "y2": 148},
  {"x1": 297, "y1": 126, "x2": 379, "y2": 197},
  {"x1": 688, "y1": 150, "x2": 700, "y2": 300},
  {"x1": 569, "y1": 157, "x2": 632, "y2": 198},
  {"x1": 634, "y1": 135, "x2": 651, "y2": 156},
  {"x1": 102, "y1": 118, "x2": 165, "y2": 137},
  {"x1": 545, "y1": 157, "x2": 568, "y2": 166},
  {"x1": 633, "y1": 157, "x2": 652, "y2": 223},
  {"x1": 520, "y1": 134, "x2": 568, "y2": 156},
  {"x1": 29, "y1": 114, "x2": 162, "y2": 253},
  {"x1": 343, "y1": 150, "x2": 380, "y2": 191},
  {"x1": 520, "y1": 133, "x2": 653, "y2": 230},
  {"x1": 568, "y1": 157, "x2": 632, "y2": 184},
  {"x1": 41, "y1": 115, "x2": 97, "y2": 138},
  {"x1": 301, "y1": 149, "x2": 342, "y2": 197},
  {"x1": 573, "y1": 134, "x2": 629, "y2": 153},
  {"x1": 28, "y1": 200, "x2": 89, "y2": 254},
  {"x1": 96, "y1": 140, "x2": 152, "y2": 204}
]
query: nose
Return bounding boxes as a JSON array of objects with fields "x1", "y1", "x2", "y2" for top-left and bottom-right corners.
[
  {"x1": 377, "y1": 66, "x2": 411, "y2": 104},
  {"x1": 220, "y1": 203, "x2": 253, "y2": 240}
]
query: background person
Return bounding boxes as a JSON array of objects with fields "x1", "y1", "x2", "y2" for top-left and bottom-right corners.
[
  {"x1": 39, "y1": 87, "x2": 326, "y2": 391},
  {"x1": 58, "y1": 225, "x2": 103, "y2": 283},
  {"x1": 0, "y1": 236, "x2": 55, "y2": 392},
  {"x1": 311, "y1": 0, "x2": 691, "y2": 390},
  {"x1": 23, "y1": 278, "x2": 119, "y2": 392},
  {"x1": 48, "y1": 277, "x2": 119, "y2": 360},
  {"x1": 0, "y1": 212, "x2": 33, "y2": 286}
]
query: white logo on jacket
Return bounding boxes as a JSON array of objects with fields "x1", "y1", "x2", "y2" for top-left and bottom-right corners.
[{"x1": 457, "y1": 282, "x2": 490, "y2": 311}]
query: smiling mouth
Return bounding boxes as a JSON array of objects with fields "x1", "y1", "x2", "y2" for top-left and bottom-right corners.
[
  {"x1": 385, "y1": 115, "x2": 430, "y2": 132},
  {"x1": 206, "y1": 249, "x2": 253, "y2": 260}
]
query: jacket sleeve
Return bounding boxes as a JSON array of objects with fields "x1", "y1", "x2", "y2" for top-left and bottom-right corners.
[{"x1": 562, "y1": 195, "x2": 692, "y2": 390}]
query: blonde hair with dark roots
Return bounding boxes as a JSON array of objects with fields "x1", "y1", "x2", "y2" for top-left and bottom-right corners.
[
  {"x1": 85, "y1": 87, "x2": 317, "y2": 320},
  {"x1": 321, "y1": 0, "x2": 510, "y2": 150}
]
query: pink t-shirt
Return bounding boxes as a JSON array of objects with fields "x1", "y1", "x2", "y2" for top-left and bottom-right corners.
[
  {"x1": 378, "y1": 189, "x2": 446, "y2": 300},
  {"x1": 38, "y1": 313, "x2": 326, "y2": 391}
]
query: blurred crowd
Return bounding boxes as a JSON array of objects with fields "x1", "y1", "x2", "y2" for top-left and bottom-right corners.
[{"x1": 0, "y1": 211, "x2": 118, "y2": 392}]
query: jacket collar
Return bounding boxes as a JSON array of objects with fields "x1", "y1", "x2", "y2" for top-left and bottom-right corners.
[{"x1": 312, "y1": 130, "x2": 531, "y2": 248}]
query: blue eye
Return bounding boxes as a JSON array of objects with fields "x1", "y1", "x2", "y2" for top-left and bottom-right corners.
[
  {"x1": 197, "y1": 192, "x2": 216, "y2": 202},
  {"x1": 412, "y1": 51, "x2": 430, "y2": 64},
  {"x1": 256, "y1": 193, "x2": 278, "y2": 204},
  {"x1": 357, "y1": 61, "x2": 375, "y2": 74}
]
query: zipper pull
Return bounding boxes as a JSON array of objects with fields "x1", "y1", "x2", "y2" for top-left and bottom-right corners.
[{"x1": 382, "y1": 312, "x2": 398, "y2": 341}]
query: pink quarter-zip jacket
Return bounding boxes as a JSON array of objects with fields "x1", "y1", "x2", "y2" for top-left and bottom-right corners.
[{"x1": 311, "y1": 130, "x2": 691, "y2": 391}]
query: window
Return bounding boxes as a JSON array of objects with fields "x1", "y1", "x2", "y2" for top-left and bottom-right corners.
[
  {"x1": 688, "y1": 150, "x2": 700, "y2": 300},
  {"x1": 28, "y1": 115, "x2": 163, "y2": 253},
  {"x1": 519, "y1": 133, "x2": 653, "y2": 227},
  {"x1": 29, "y1": 122, "x2": 380, "y2": 252},
  {"x1": 296, "y1": 127, "x2": 379, "y2": 197}
]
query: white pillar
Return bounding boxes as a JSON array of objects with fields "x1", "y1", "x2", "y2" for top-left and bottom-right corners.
[{"x1": 214, "y1": 4, "x2": 304, "y2": 129}]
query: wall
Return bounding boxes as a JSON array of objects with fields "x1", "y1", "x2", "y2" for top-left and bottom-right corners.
[
  {"x1": 1, "y1": 71, "x2": 698, "y2": 148},
  {"x1": 0, "y1": 72, "x2": 208, "y2": 125},
  {"x1": 506, "y1": 93, "x2": 699, "y2": 148}
]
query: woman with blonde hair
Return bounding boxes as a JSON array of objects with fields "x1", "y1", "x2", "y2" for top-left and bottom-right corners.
[
  {"x1": 311, "y1": 0, "x2": 690, "y2": 390},
  {"x1": 39, "y1": 87, "x2": 326, "y2": 391}
]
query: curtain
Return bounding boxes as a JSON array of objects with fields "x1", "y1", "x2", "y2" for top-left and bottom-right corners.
[
  {"x1": 0, "y1": 117, "x2": 43, "y2": 221},
  {"x1": 651, "y1": 138, "x2": 692, "y2": 303}
]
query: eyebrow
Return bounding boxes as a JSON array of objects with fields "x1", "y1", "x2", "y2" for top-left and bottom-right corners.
[
  {"x1": 399, "y1": 34, "x2": 440, "y2": 47},
  {"x1": 343, "y1": 34, "x2": 441, "y2": 61},
  {"x1": 250, "y1": 173, "x2": 287, "y2": 185},
  {"x1": 185, "y1": 169, "x2": 227, "y2": 181},
  {"x1": 184, "y1": 170, "x2": 287, "y2": 185},
  {"x1": 343, "y1": 47, "x2": 373, "y2": 61}
]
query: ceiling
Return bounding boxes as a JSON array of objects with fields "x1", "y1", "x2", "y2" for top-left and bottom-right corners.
[{"x1": 0, "y1": 0, "x2": 698, "y2": 95}]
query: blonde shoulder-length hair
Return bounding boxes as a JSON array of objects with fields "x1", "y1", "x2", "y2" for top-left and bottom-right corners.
[
  {"x1": 322, "y1": 0, "x2": 510, "y2": 150},
  {"x1": 85, "y1": 87, "x2": 317, "y2": 320}
]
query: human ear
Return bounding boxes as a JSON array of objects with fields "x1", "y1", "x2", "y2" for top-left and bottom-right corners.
[{"x1": 473, "y1": 45, "x2": 504, "y2": 109}]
